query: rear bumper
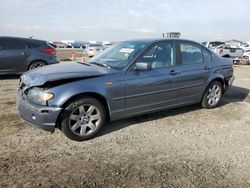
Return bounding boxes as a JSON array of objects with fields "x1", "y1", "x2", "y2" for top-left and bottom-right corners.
[
  {"x1": 225, "y1": 76, "x2": 235, "y2": 91},
  {"x1": 47, "y1": 55, "x2": 59, "y2": 65},
  {"x1": 47, "y1": 60, "x2": 59, "y2": 65},
  {"x1": 16, "y1": 90, "x2": 63, "y2": 132},
  {"x1": 227, "y1": 76, "x2": 235, "y2": 86}
]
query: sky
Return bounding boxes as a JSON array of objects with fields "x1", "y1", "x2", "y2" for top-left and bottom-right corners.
[{"x1": 0, "y1": 0, "x2": 249, "y2": 42}]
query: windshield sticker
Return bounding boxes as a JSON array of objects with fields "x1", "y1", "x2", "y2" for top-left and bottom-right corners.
[{"x1": 119, "y1": 48, "x2": 134, "y2": 53}]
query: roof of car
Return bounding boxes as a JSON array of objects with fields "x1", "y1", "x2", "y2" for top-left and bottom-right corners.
[
  {"x1": 0, "y1": 36, "x2": 46, "y2": 42},
  {"x1": 121, "y1": 38, "x2": 200, "y2": 44}
]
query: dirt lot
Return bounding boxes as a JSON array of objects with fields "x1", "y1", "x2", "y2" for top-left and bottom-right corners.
[
  {"x1": 0, "y1": 66, "x2": 250, "y2": 187},
  {"x1": 56, "y1": 48, "x2": 84, "y2": 61}
]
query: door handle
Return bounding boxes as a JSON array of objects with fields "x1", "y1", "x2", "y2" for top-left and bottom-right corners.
[
  {"x1": 169, "y1": 70, "x2": 179, "y2": 75},
  {"x1": 21, "y1": 52, "x2": 28, "y2": 55},
  {"x1": 203, "y1": 66, "x2": 211, "y2": 70}
]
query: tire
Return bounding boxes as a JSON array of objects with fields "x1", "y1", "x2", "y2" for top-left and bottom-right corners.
[
  {"x1": 202, "y1": 81, "x2": 223, "y2": 109},
  {"x1": 61, "y1": 97, "x2": 106, "y2": 141},
  {"x1": 29, "y1": 61, "x2": 46, "y2": 70}
]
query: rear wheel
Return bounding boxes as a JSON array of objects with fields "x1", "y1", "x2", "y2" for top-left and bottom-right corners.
[
  {"x1": 202, "y1": 81, "x2": 223, "y2": 109},
  {"x1": 29, "y1": 61, "x2": 46, "y2": 70},
  {"x1": 61, "y1": 97, "x2": 106, "y2": 141}
]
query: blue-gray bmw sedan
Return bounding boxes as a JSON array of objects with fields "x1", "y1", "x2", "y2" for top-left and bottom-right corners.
[{"x1": 17, "y1": 39, "x2": 234, "y2": 141}]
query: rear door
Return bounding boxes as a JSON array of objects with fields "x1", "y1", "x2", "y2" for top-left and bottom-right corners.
[
  {"x1": 174, "y1": 41, "x2": 213, "y2": 103},
  {"x1": 0, "y1": 38, "x2": 28, "y2": 74}
]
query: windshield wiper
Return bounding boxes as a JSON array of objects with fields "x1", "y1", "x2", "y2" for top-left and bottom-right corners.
[
  {"x1": 89, "y1": 62, "x2": 110, "y2": 69},
  {"x1": 77, "y1": 62, "x2": 91, "y2": 66}
]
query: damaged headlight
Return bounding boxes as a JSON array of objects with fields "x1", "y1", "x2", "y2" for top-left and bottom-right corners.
[{"x1": 27, "y1": 87, "x2": 54, "y2": 105}]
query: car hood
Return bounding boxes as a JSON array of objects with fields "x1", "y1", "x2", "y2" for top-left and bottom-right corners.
[{"x1": 21, "y1": 62, "x2": 116, "y2": 87}]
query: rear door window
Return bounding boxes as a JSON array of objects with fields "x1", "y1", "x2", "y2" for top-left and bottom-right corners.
[
  {"x1": 180, "y1": 42, "x2": 203, "y2": 64},
  {"x1": 4, "y1": 38, "x2": 27, "y2": 50}
]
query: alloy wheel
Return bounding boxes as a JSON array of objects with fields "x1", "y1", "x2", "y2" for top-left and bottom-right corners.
[
  {"x1": 69, "y1": 104, "x2": 101, "y2": 136},
  {"x1": 207, "y1": 84, "x2": 222, "y2": 106}
]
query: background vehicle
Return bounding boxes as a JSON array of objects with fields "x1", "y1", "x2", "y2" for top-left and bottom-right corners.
[
  {"x1": 202, "y1": 41, "x2": 225, "y2": 48},
  {"x1": 240, "y1": 42, "x2": 250, "y2": 52},
  {"x1": 51, "y1": 41, "x2": 71, "y2": 48},
  {"x1": 70, "y1": 42, "x2": 87, "y2": 49},
  {"x1": 243, "y1": 50, "x2": 250, "y2": 60},
  {"x1": 17, "y1": 39, "x2": 234, "y2": 141},
  {"x1": 85, "y1": 43, "x2": 104, "y2": 57},
  {"x1": 0, "y1": 36, "x2": 58, "y2": 75},
  {"x1": 211, "y1": 44, "x2": 243, "y2": 58}
]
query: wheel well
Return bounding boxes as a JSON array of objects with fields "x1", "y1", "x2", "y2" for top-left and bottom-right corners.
[
  {"x1": 209, "y1": 78, "x2": 225, "y2": 92},
  {"x1": 56, "y1": 92, "x2": 110, "y2": 129},
  {"x1": 28, "y1": 60, "x2": 47, "y2": 69},
  {"x1": 200, "y1": 78, "x2": 225, "y2": 103}
]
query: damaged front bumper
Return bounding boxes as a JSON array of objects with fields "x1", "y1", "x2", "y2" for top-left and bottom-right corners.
[{"x1": 16, "y1": 89, "x2": 63, "y2": 132}]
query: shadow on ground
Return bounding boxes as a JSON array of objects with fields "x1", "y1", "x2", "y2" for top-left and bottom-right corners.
[
  {"x1": 98, "y1": 86, "x2": 250, "y2": 138},
  {"x1": 223, "y1": 86, "x2": 250, "y2": 103},
  {"x1": 0, "y1": 75, "x2": 20, "y2": 80}
]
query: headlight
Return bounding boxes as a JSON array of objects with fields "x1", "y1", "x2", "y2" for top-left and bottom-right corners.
[{"x1": 27, "y1": 87, "x2": 54, "y2": 105}]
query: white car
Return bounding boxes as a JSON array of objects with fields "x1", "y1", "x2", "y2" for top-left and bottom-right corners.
[
  {"x1": 240, "y1": 43, "x2": 250, "y2": 52},
  {"x1": 243, "y1": 50, "x2": 250, "y2": 60},
  {"x1": 211, "y1": 44, "x2": 243, "y2": 58},
  {"x1": 202, "y1": 41, "x2": 225, "y2": 48},
  {"x1": 85, "y1": 44, "x2": 104, "y2": 57}
]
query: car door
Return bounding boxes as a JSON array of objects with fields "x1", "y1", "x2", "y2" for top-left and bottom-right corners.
[
  {"x1": 0, "y1": 38, "x2": 28, "y2": 74},
  {"x1": 125, "y1": 41, "x2": 183, "y2": 116},
  {"x1": 174, "y1": 41, "x2": 213, "y2": 103}
]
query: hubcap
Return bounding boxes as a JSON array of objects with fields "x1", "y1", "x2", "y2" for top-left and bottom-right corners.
[
  {"x1": 69, "y1": 104, "x2": 101, "y2": 136},
  {"x1": 207, "y1": 84, "x2": 221, "y2": 106}
]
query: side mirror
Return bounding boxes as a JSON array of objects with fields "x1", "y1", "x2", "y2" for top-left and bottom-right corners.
[{"x1": 135, "y1": 62, "x2": 151, "y2": 71}]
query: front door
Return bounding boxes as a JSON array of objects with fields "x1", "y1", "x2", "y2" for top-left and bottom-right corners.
[{"x1": 125, "y1": 41, "x2": 181, "y2": 116}]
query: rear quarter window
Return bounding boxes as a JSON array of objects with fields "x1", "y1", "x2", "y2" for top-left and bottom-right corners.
[{"x1": 25, "y1": 40, "x2": 44, "y2": 48}]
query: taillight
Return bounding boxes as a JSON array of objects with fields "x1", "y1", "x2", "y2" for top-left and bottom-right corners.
[{"x1": 40, "y1": 48, "x2": 56, "y2": 55}]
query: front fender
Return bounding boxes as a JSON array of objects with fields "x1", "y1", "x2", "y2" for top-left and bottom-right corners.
[
  {"x1": 46, "y1": 73, "x2": 125, "y2": 119},
  {"x1": 48, "y1": 78, "x2": 112, "y2": 107}
]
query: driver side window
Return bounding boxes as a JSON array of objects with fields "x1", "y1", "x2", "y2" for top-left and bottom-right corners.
[{"x1": 137, "y1": 42, "x2": 174, "y2": 69}]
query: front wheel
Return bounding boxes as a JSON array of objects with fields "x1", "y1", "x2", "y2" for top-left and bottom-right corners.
[
  {"x1": 202, "y1": 81, "x2": 223, "y2": 109},
  {"x1": 61, "y1": 97, "x2": 106, "y2": 141}
]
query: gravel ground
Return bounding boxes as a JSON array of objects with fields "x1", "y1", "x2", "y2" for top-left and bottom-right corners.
[{"x1": 0, "y1": 66, "x2": 250, "y2": 187}]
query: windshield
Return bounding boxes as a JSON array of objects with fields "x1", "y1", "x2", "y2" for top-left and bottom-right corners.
[{"x1": 89, "y1": 41, "x2": 148, "y2": 70}]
